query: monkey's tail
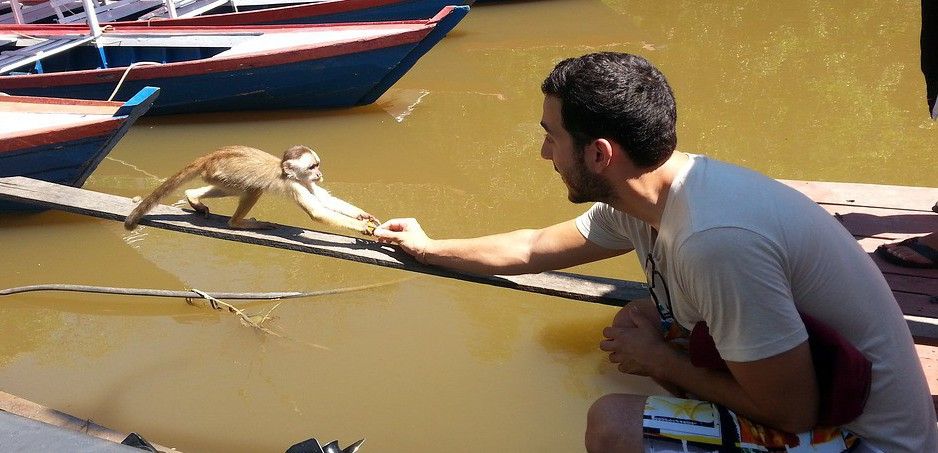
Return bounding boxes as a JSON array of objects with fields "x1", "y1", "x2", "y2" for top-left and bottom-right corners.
[{"x1": 123, "y1": 158, "x2": 207, "y2": 230}]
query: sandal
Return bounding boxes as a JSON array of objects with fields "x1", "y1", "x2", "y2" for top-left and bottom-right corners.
[{"x1": 875, "y1": 237, "x2": 938, "y2": 269}]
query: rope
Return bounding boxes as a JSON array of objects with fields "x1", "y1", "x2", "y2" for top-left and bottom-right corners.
[
  {"x1": 0, "y1": 279, "x2": 410, "y2": 300},
  {"x1": 107, "y1": 61, "x2": 161, "y2": 101}
]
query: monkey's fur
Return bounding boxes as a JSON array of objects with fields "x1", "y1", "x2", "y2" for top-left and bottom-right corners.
[{"x1": 124, "y1": 145, "x2": 379, "y2": 234}]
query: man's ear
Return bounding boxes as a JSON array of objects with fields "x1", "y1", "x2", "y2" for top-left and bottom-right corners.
[{"x1": 584, "y1": 138, "x2": 614, "y2": 173}]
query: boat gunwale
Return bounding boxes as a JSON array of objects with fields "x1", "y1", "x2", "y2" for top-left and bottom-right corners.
[
  {"x1": 0, "y1": 19, "x2": 440, "y2": 86},
  {"x1": 0, "y1": 117, "x2": 123, "y2": 154},
  {"x1": 136, "y1": 0, "x2": 442, "y2": 26}
]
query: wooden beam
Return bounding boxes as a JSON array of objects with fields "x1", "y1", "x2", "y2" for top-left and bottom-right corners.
[
  {"x1": 0, "y1": 391, "x2": 173, "y2": 451},
  {"x1": 780, "y1": 179, "x2": 937, "y2": 212},
  {"x1": 0, "y1": 176, "x2": 649, "y2": 306}
]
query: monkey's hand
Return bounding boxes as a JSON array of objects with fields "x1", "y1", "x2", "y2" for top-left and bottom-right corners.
[
  {"x1": 373, "y1": 218, "x2": 431, "y2": 263},
  {"x1": 357, "y1": 212, "x2": 380, "y2": 223},
  {"x1": 361, "y1": 219, "x2": 380, "y2": 236}
]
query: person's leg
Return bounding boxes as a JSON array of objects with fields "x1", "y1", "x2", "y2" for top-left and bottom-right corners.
[{"x1": 585, "y1": 393, "x2": 646, "y2": 453}]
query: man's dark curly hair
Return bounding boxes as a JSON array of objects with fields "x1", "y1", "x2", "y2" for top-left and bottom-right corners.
[{"x1": 541, "y1": 52, "x2": 677, "y2": 168}]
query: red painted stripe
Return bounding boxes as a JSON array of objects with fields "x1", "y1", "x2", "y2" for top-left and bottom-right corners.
[
  {"x1": 0, "y1": 26, "x2": 432, "y2": 88},
  {"x1": 0, "y1": 119, "x2": 122, "y2": 154},
  {"x1": 137, "y1": 0, "x2": 406, "y2": 27}
]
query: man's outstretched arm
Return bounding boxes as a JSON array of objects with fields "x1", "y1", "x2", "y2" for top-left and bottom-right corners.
[{"x1": 374, "y1": 218, "x2": 627, "y2": 275}]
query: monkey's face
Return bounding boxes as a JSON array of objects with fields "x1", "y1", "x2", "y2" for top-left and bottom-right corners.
[{"x1": 286, "y1": 150, "x2": 323, "y2": 184}]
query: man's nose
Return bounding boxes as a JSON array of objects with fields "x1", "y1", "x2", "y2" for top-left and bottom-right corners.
[{"x1": 540, "y1": 144, "x2": 552, "y2": 160}]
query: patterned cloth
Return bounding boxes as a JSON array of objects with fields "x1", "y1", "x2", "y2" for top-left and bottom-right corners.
[{"x1": 642, "y1": 395, "x2": 877, "y2": 453}]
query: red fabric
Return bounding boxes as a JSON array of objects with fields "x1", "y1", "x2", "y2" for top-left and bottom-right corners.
[{"x1": 688, "y1": 313, "x2": 871, "y2": 427}]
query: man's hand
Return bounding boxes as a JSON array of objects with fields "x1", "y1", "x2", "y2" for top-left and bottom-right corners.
[
  {"x1": 600, "y1": 303, "x2": 675, "y2": 378},
  {"x1": 373, "y1": 218, "x2": 432, "y2": 264}
]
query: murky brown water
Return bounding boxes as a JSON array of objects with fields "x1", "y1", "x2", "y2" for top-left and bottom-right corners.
[{"x1": 1, "y1": 1, "x2": 934, "y2": 451}]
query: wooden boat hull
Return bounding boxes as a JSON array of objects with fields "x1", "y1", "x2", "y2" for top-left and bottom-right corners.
[
  {"x1": 0, "y1": 87, "x2": 159, "y2": 211},
  {"x1": 139, "y1": 0, "x2": 474, "y2": 26},
  {"x1": 0, "y1": 6, "x2": 468, "y2": 114}
]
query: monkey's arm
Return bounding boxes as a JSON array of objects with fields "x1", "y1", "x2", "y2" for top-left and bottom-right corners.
[
  {"x1": 311, "y1": 185, "x2": 377, "y2": 221},
  {"x1": 294, "y1": 184, "x2": 373, "y2": 234}
]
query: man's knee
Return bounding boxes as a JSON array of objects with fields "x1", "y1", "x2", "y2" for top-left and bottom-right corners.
[{"x1": 585, "y1": 394, "x2": 646, "y2": 453}]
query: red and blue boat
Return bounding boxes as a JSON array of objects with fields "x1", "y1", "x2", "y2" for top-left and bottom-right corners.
[
  {"x1": 0, "y1": 5, "x2": 468, "y2": 115},
  {"x1": 0, "y1": 86, "x2": 159, "y2": 211}
]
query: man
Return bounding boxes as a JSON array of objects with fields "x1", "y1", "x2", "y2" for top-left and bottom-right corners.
[{"x1": 374, "y1": 52, "x2": 937, "y2": 452}]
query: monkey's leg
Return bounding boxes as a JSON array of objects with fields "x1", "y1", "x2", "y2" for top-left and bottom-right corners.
[
  {"x1": 184, "y1": 185, "x2": 229, "y2": 217},
  {"x1": 228, "y1": 190, "x2": 276, "y2": 230}
]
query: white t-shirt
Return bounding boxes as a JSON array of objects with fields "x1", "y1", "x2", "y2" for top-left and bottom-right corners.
[{"x1": 576, "y1": 154, "x2": 937, "y2": 452}]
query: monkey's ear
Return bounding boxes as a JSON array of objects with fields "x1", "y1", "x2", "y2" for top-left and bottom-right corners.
[{"x1": 282, "y1": 160, "x2": 298, "y2": 179}]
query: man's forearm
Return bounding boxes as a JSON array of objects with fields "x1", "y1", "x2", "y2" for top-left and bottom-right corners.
[{"x1": 423, "y1": 229, "x2": 542, "y2": 275}]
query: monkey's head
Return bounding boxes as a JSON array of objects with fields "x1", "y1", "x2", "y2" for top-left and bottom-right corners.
[{"x1": 281, "y1": 145, "x2": 323, "y2": 184}]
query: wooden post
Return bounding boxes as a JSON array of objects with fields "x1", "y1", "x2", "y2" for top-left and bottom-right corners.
[
  {"x1": 9, "y1": 0, "x2": 25, "y2": 24},
  {"x1": 163, "y1": 0, "x2": 178, "y2": 19},
  {"x1": 80, "y1": 0, "x2": 102, "y2": 36}
]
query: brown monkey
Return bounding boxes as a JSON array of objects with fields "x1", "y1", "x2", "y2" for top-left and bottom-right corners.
[{"x1": 123, "y1": 145, "x2": 379, "y2": 234}]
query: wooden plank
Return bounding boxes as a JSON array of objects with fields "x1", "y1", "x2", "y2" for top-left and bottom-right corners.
[
  {"x1": 911, "y1": 318, "x2": 938, "y2": 345},
  {"x1": 781, "y1": 179, "x2": 938, "y2": 212},
  {"x1": 885, "y1": 273, "x2": 938, "y2": 300},
  {"x1": 913, "y1": 343, "x2": 938, "y2": 415},
  {"x1": 0, "y1": 35, "x2": 97, "y2": 75},
  {"x1": 897, "y1": 292, "x2": 938, "y2": 319},
  {"x1": 0, "y1": 176, "x2": 649, "y2": 306},
  {"x1": 0, "y1": 391, "x2": 174, "y2": 451},
  {"x1": 59, "y1": 0, "x2": 163, "y2": 24},
  {"x1": 813, "y1": 205, "x2": 938, "y2": 239}
]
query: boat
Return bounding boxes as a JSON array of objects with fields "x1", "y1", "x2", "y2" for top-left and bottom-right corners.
[
  {"x1": 133, "y1": 0, "x2": 474, "y2": 27},
  {"x1": 0, "y1": 86, "x2": 158, "y2": 211},
  {"x1": 0, "y1": 6, "x2": 469, "y2": 115}
]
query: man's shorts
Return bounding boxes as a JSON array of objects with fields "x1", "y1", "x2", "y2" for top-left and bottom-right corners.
[{"x1": 642, "y1": 395, "x2": 881, "y2": 453}]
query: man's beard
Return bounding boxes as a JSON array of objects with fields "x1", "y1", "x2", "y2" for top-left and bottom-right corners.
[{"x1": 565, "y1": 160, "x2": 613, "y2": 204}]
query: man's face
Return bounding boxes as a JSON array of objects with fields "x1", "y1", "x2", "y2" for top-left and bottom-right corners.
[{"x1": 539, "y1": 96, "x2": 612, "y2": 203}]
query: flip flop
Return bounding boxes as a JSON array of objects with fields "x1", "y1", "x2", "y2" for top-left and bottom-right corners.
[{"x1": 875, "y1": 237, "x2": 938, "y2": 269}]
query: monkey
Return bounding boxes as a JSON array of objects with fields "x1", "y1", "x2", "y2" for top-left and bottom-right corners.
[{"x1": 123, "y1": 145, "x2": 380, "y2": 235}]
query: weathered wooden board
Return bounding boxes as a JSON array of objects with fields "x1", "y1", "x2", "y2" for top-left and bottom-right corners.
[
  {"x1": 0, "y1": 391, "x2": 173, "y2": 451},
  {"x1": 0, "y1": 176, "x2": 649, "y2": 306},
  {"x1": 780, "y1": 179, "x2": 938, "y2": 212}
]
